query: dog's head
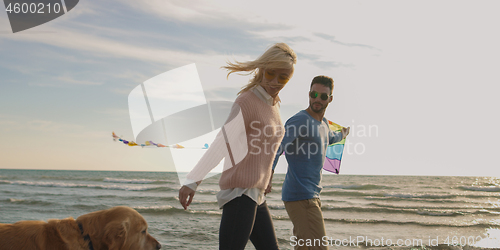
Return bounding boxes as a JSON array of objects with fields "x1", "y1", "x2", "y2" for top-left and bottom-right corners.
[{"x1": 76, "y1": 206, "x2": 161, "y2": 250}]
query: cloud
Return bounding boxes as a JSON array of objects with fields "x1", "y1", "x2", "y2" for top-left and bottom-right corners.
[
  {"x1": 203, "y1": 86, "x2": 241, "y2": 101},
  {"x1": 28, "y1": 75, "x2": 102, "y2": 87},
  {"x1": 0, "y1": 117, "x2": 81, "y2": 134},
  {"x1": 26, "y1": 119, "x2": 84, "y2": 132},
  {"x1": 314, "y1": 33, "x2": 379, "y2": 51},
  {"x1": 0, "y1": 114, "x2": 111, "y2": 141},
  {"x1": 120, "y1": 0, "x2": 286, "y2": 28},
  {"x1": 95, "y1": 108, "x2": 129, "y2": 116},
  {"x1": 2, "y1": 0, "x2": 374, "y2": 78},
  {"x1": 4, "y1": 29, "x2": 200, "y2": 64}
]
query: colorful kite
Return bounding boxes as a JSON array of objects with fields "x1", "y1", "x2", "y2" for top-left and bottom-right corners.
[
  {"x1": 324, "y1": 120, "x2": 346, "y2": 174},
  {"x1": 112, "y1": 132, "x2": 208, "y2": 149}
]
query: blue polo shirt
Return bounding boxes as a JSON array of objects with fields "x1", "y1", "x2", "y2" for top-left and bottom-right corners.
[{"x1": 272, "y1": 110, "x2": 342, "y2": 201}]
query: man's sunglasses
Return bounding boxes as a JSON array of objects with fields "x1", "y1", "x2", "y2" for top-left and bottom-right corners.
[
  {"x1": 309, "y1": 91, "x2": 332, "y2": 101},
  {"x1": 264, "y1": 70, "x2": 290, "y2": 84}
]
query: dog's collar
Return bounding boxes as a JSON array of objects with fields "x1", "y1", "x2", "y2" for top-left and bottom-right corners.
[{"x1": 78, "y1": 222, "x2": 95, "y2": 250}]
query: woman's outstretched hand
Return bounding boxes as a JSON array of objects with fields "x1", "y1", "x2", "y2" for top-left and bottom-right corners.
[{"x1": 179, "y1": 185, "x2": 195, "y2": 210}]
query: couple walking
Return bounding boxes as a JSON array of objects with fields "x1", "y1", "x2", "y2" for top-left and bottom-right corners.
[{"x1": 179, "y1": 43, "x2": 349, "y2": 250}]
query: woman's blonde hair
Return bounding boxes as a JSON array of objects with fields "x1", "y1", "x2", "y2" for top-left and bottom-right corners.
[{"x1": 222, "y1": 43, "x2": 297, "y2": 95}]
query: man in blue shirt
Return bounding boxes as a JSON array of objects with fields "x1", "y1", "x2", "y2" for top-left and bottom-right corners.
[{"x1": 269, "y1": 75, "x2": 349, "y2": 249}]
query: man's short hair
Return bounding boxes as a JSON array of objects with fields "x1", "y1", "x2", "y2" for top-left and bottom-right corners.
[{"x1": 310, "y1": 75, "x2": 334, "y2": 94}]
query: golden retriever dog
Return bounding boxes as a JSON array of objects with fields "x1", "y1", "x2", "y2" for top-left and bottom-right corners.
[{"x1": 0, "y1": 206, "x2": 161, "y2": 250}]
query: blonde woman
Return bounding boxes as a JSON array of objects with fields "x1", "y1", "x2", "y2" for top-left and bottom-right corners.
[{"x1": 179, "y1": 43, "x2": 297, "y2": 250}]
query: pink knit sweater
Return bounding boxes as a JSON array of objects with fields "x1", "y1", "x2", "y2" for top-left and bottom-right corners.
[{"x1": 186, "y1": 90, "x2": 284, "y2": 191}]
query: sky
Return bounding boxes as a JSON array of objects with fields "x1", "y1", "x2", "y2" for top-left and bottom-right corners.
[{"x1": 1, "y1": 0, "x2": 499, "y2": 178}]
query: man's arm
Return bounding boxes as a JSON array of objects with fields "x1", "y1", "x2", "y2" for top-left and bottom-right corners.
[
  {"x1": 271, "y1": 114, "x2": 304, "y2": 171},
  {"x1": 266, "y1": 114, "x2": 305, "y2": 194}
]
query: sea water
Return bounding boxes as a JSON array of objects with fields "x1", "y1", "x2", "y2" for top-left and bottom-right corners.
[{"x1": 1, "y1": 169, "x2": 499, "y2": 249}]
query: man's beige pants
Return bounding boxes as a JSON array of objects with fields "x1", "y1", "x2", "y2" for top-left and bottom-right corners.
[{"x1": 284, "y1": 198, "x2": 328, "y2": 250}]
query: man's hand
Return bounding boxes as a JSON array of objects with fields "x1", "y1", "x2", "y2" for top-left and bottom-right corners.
[
  {"x1": 342, "y1": 127, "x2": 350, "y2": 140},
  {"x1": 265, "y1": 171, "x2": 274, "y2": 195},
  {"x1": 179, "y1": 185, "x2": 195, "y2": 210},
  {"x1": 265, "y1": 182, "x2": 272, "y2": 195}
]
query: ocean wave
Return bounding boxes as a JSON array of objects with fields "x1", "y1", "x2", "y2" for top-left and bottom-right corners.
[
  {"x1": 268, "y1": 204, "x2": 286, "y2": 210},
  {"x1": 484, "y1": 207, "x2": 500, "y2": 212},
  {"x1": 370, "y1": 203, "x2": 477, "y2": 210},
  {"x1": 321, "y1": 190, "x2": 381, "y2": 197},
  {"x1": 364, "y1": 194, "x2": 463, "y2": 203},
  {"x1": 177, "y1": 231, "x2": 218, "y2": 241},
  {"x1": 1, "y1": 198, "x2": 53, "y2": 206},
  {"x1": 322, "y1": 190, "x2": 458, "y2": 199},
  {"x1": 416, "y1": 210, "x2": 467, "y2": 216},
  {"x1": 39, "y1": 175, "x2": 90, "y2": 181},
  {"x1": 270, "y1": 182, "x2": 283, "y2": 188},
  {"x1": 369, "y1": 203, "x2": 500, "y2": 216},
  {"x1": 133, "y1": 205, "x2": 222, "y2": 216},
  {"x1": 0, "y1": 180, "x2": 176, "y2": 192},
  {"x1": 324, "y1": 184, "x2": 397, "y2": 190},
  {"x1": 103, "y1": 178, "x2": 167, "y2": 184},
  {"x1": 35, "y1": 175, "x2": 175, "y2": 185},
  {"x1": 322, "y1": 205, "x2": 468, "y2": 217},
  {"x1": 189, "y1": 210, "x2": 222, "y2": 216},
  {"x1": 272, "y1": 215, "x2": 290, "y2": 220},
  {"x1": 189, "y1": 200, "x2": 219, "y2": 205},
  {"x1": 38, "y1": 175, "x2": 109, "y2": 183},
  {"x1": 464, "y1": 194, "x2": 499, "y2": 199},
  {"x1": 477, "y1": 209, "x2": 500, "y2": 215},
  {"x1": 160, "y1": 196, "x2": 181, "y2": 202},
  {"x1": 365, "y1": 193, "x2": 496, "y2": 202},
  {"x1": 317, "y1": 218, "x2": 497, "y2": 228},
  {"x1": 384, "y1": 193, "x2": 457, "y2": 199},
  {"x1": 197, "y1": 189, "x2": 219, "y2": 195},
  {"x1": 459, "y1": 186, "x2": 500, "y2": 192},
  {"x1": 70, "y1": 204, "x2": 109, "y2": 211},
  {"x1": 133, "y1": 205, "x2": 176, "y2": 213}
]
